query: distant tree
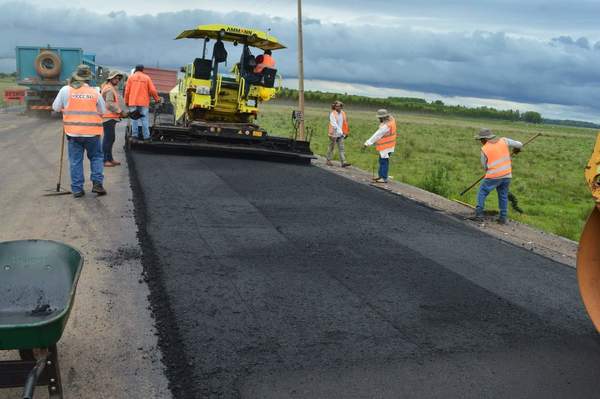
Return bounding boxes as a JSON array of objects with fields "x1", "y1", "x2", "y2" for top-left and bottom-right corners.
[{"x1": 522, "y1": 111, "x2": 542, "y2": 124}]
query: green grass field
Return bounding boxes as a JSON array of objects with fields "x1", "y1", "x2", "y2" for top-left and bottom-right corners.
[{"x1": 259, "y1": 102, "x2": 598, "y2": 241}]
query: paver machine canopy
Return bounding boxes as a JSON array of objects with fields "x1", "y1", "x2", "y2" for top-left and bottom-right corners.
[{"x1": 128, "y1": 24, "x2": 313, "y2": 162}]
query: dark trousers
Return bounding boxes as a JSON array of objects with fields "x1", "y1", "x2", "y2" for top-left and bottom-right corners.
[
  {"x1": 102, "y1": 119, "x2": 117, "y2": 162},
  {"x1": 378, "y1": 157, "x2": 390, "y2": 179}
]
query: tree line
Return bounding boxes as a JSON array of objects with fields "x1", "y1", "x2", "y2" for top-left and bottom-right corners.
[
  {"x1": 0, "y1": 72, "x2": 17, "y2": 79},
  {"x1": 277, "y1": 87, "x2": 543, "y2": 124}
]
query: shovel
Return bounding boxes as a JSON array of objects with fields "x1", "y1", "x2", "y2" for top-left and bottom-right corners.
[{"x1": 44, "y1": 130, "x2": 71, "y2": 196}]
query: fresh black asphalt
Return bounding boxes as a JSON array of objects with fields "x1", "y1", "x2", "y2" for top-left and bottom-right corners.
[{"x1": 128, "y1": 151, "x2": 600, "y2": 398}]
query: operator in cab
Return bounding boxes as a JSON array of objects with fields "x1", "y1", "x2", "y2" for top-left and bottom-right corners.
[{"x1": 254, "y1": 50, "x2": 276, "y2": 74}]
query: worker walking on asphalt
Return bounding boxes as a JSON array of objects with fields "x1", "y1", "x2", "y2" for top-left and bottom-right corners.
[
  {"x1": 101, "y1": 70, "x2": 127, "y2": 167},
  {"x1": 473, "y1": 128, "x2": 523, "y2": 224},
  {"x1": 52, "y1": 65, "x2": 107, "y2": 198},
  {"x1": 363, "y1": 109, "x2": 396, "y2": 183},
  {"x1": 326, "y1": 101, "x2": 351, "y2": 167},
  {"x1": 124, "y1": 64, "x2": 161, "y2": 140}
]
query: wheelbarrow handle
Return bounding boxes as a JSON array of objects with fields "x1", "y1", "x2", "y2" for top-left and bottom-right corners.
[{"x1": 22, "y1": 354, "x2": 48, "y2": 399}]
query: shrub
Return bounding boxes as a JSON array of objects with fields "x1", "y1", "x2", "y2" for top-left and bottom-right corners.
[{"x1": 420, "y1": 162, "x2": 450, "y2": 197}]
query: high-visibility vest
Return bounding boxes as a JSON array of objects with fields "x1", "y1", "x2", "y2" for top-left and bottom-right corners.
[
  {"x1": 482, "y1": 138, "x2": 512, "y2": 178},
  {"x1": 254, "y1": 54, "x2": 276, "y2": 73},
  {"x1": 328, "y1": 110, "x2": 349, "y2": 136},
  {"x1": 375, "y1": 117, "x2": 397, "y2": 152},
  {"x1": 101, "y1": 83, "x2": 122, "y2": 120},
  {"x1": 62, "y1": 86, "x2": 103, "y2": 136}
]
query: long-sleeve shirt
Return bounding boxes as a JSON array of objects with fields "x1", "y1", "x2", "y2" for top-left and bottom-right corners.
[
  {"x1": 124, "y1": 71, "x2": 160, "y2": 107},
  {"x1": 52, "y1": 84, "x2": 106, "y2": 137},
  {"x1": 481, "y1": 137, "x2": 523, "y2": 179},
  {"x1": 329, "y1": 111, "x2": 344, "y2": 137},
  {"x1": 364, "y1": 122, "x2": 394, "y2": 158},
  {"x1": 102, "y1": 83, "x2": 126, "y2": 121}
]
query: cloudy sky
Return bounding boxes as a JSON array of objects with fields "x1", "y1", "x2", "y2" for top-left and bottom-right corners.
[{"x1": 1, "y1": 0, "x2": 600, "y2": 121}]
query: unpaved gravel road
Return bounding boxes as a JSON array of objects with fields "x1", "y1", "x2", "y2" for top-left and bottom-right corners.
[{"x1": 129, "y1": 149, "x2": 600, "y2": 399}]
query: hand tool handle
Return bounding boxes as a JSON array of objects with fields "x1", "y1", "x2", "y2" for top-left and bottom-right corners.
[{"x1": 459, "y1": 132, "x2": 542, "y2": 196}]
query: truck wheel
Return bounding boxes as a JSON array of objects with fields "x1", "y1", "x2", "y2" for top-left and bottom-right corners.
[{"x1": 35, "y1": 51, "x2": 62, "y2": 79}]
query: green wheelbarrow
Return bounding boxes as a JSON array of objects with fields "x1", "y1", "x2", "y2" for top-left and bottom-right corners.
[{"x1": 0, "y1": 240, "x2": 84, "y2": 399}]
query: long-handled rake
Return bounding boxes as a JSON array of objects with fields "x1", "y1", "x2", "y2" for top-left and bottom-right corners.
[{"x1": 44, "y1": 130, "x2": 71, "y2": 196}]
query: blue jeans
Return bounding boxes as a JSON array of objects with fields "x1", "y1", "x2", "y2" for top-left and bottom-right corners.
[
  {"x1": 476, "y1": 178, "x2": 511, "y2": 219},
  {"x1": 130, "y1": 106, "x2": 149, "y2": 139},
  {"x1": 67, "y1": 136, "x2": 104, "y2": 193},
  {"x1": 378, "y1": 156, "x2": 389, "y2": 180},
  {"x1": 102, "y1": 119, "x2": 117, "y2": 162}
]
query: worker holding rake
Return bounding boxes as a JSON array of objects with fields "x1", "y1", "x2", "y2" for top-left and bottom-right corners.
[
  {"x1": 363, "y1": 109, "x2": 397, "y2": 183},
  {"x1": 472, "y1": 128, "x2": 522, "y2": 224}
]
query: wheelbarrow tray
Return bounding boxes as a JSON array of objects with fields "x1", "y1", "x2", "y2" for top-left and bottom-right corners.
[{"x1": 0, "y1": 240, "x2": 83, "y2": 350}]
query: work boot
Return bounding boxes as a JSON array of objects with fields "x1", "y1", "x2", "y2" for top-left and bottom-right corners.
[
  {"x1": 497, "y1": 217, "x2": 508, "y2": 225},
  {"x1": 92, "y1": 183, "x2": 107, "y2": 196},
  {"x1": 341, "y1": 162, "x2": 352, "y2": 168},
  {"x1": 469, "y1": 211, "x2": 485, "y2": 222},
  {"x1": 326, "y1": 160, "x2": 333, "y2": 166},
  {"x1": 73, "y1": 190, "x2": 85, "y2": 198}
]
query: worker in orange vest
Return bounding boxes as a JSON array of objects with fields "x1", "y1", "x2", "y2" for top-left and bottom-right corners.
[
  {"x1": 254, "y1": 49, "x2": 276, "y2": 74},
  {"x1": 52, "y1": 65, "x2": 107, "y2": 197},
  {"x1": 326, "y1": 101, "x2": 351, "y2": 167},
  {"x1": 101, "y1": 70, "x2": 127, "y2": 167},
  {"x1": 124, "y1": 64, "x2": 161, "y2": 140},
  {"x1": 473, "y1": 128, "x2": 523, "y2": 224},
  {"x1": 363, "y1": 109, "x2": 397, "y2": 183}
]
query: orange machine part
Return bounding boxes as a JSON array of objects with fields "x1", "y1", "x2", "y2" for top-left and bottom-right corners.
[{"x1": 577, "y1": 206, "x2": 600, "y2": 332}]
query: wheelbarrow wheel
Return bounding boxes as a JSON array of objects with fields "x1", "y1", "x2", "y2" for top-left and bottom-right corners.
[{"x1": 19, "y1": 349, "x2": 35, "y2": 361}]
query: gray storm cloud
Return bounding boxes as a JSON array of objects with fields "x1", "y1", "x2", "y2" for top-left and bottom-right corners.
[{"x1": 2, "y1": 1, "x2": 600, "y2": 109}]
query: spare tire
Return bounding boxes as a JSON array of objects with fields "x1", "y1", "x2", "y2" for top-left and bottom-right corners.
[{"x1": 35, "y1": 51, "x2": 62, "y2": 79}]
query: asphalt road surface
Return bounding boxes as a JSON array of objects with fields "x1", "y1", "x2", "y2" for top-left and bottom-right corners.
[{"x1": 128, "y1": 149, "x2": 600, "y2": 399}]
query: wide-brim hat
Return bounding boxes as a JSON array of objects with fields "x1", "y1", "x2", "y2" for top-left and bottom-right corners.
[
  {"x1": 474, "y1": 128, "x2": 496, "y2": 140},
  {"x1": 107, "y1": 70, "x2": 124, "y2": 80},
  {"x1": 71, "y1": 64, "x2": 93, "y2": 81},
  {"x1": 332, "y1": 100, "x2": 343, "y2": 107},
  {"x1": 376, "y1": 109, "x2": 390, "y2": 119}
]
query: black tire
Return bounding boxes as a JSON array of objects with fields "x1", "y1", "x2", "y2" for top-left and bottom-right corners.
[{"x1": 35, "y1": 51, "x2": 62, "y2": 79}]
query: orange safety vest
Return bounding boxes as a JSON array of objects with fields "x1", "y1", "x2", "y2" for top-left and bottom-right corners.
[
  {"x1": 62, "y1": 86, "x2": 103, "y2": 136},
  {"x1": 375, "y1": 117, "x2": 397, "y2": 152},
  {"x1": 101, "y1": 83, "x2": 122, "y2": 120},
  {"x1": 254, "y1": 54, "x2": 276, "y2": 73},
  {"x1": 482, "y1": 138, "x2": 512, "y2": 178},
  {"x1": 328, "y1": 110, "x2": 349, "y2": 136}
]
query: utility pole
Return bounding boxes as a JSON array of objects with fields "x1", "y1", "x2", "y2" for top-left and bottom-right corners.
[{"x1": 297, "y1": 0, "x2": 306, "y2": 141}]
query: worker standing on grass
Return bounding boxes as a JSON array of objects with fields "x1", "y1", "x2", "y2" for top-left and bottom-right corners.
[
  {"x1": 101, "y1": 71, "x2": 127, "y2": 167},
  {"x1": 363, "y1": 109, "x2": 396, "y2": 183},
  {"x1": 326, "y1": 101, "x2": 351, "y2": 167},
  {"x1": 124, "y1": 65, "x2": 161, "y2": 141},
  {"x1": 52, "y1": 65, "x2": 107, "y2": 198},
  {"x1": 472, "y1": 128, "x2": 523, "y2": 224}
]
